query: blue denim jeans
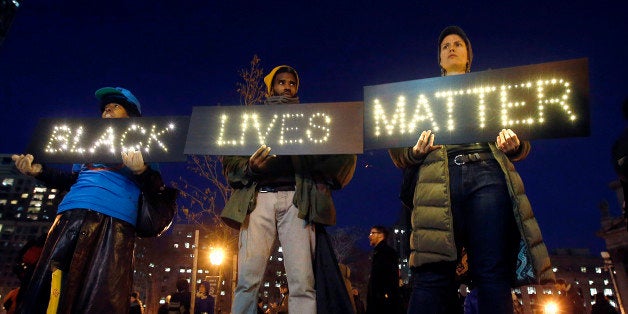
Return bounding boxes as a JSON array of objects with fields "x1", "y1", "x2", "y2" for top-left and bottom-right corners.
[{"x1": 408, "y1": 159, "x2": 519, "y2": 314}]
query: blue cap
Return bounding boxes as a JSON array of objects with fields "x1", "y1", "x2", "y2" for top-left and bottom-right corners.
[{"x1": 95, "y1": 86, "x2": 141, "y2": 115}]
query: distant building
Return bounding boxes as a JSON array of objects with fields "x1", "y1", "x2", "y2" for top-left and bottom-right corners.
[
  {"x1": 596, "y1": 180, "x2": 628, "y2": 312},
  {"x1": 391, "y1": 223, "x2": 410, "y2": 285},
  {"x1": 0, "y1": 154, "x2": 57, "y2": 299},
  {"x1": 134, "y1": 223, "x2": 239, "y2": 314}
]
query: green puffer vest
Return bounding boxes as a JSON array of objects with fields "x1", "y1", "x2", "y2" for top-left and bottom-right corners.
[{"x1": 389, "y1": 142, "x2": 555, "y2": 285}]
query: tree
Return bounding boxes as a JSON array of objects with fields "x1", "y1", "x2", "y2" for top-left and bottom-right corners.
[
  {"x1": 133, "y1": 55, "x2": 266, "y2": 310},
  {"x1": 171, "y1": 54, "x2": 265, "y2": 230}
]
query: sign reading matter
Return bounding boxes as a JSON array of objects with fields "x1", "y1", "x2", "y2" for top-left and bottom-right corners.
[
  {"x1": 184, "y1": 102, "x2": 363, "y2": 155},
  {"x1": 363, "y1": 58, "x2": 590, "y2": 149},
  {"x1": 27, "y1": 116, "x2": 190, "y2": 163}
]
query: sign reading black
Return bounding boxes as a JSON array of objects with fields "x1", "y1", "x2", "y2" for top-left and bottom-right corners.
[
  {"x1": 27, "y1": 116, "x2": 190, "y2": 163},
  {"x1": 363, "y1": 58, "x2": 590, "y2": 149},
  {"x1": 184, "y1": 102, "x2": 363, "y2": 156}
]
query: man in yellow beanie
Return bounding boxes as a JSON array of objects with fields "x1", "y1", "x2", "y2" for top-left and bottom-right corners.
[
  {"x1": 263, "y1": 65, "x2": 300, "y2": 104},
  {"x1": 221, "y1": 65, "x2": 357, "y2": 314}
]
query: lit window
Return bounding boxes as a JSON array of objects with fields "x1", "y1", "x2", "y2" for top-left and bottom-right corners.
[
  {"x1": 589, "y1": 280, "x2": 594, "y2": 285},
  {"x1": 604, "y1": 279, "x2": 609, "y2": 285},
  {"x1": 278, "y1": 246, "x2": 283, "y2": 253},
  {"x1": 264, "y1": 282, "x2": 270, "y2": 287},
  {"x1": 590, "y1": 288, "x2": 597, "y2": 295},
  {"x1": 21, "y1": 193, "x2": 29, "y2": 198},
  {"x1": 604, "y1": 289, "x2": 613, "y2": 296},
  {"x1": 595, "y1": 267, "x2": 602, "y2": 274},
  {"x1": 174, "y1": 243, "x2": 179, "y2": 248},
  {"x1": 165, "y1": 268, "x2": 171, "y2": 272},
  {"x1": 2, "y1": 178, "x2": 15, "y2": 186},
  {"x1": 527, "y1": 286, "x2": 537, "y2": 294},
  {"x1": 185, "y1": 242, "x2": 190, "y2": 249},
  {"x1": 580, "y1": 267, "x2": 587, "y2": 273},
  {"x1": 48, "y1": 195, "x2": 56, "y2": 199},
  {"x1": 552, "y1": 267, "x2": 558, "y2": 272}
]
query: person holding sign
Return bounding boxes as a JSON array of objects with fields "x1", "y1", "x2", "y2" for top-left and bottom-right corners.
[
  {"x1": 389, "y1": 26, "x2": 554, "y2": 313},
  {"x1": 221, "y1": 65, "x2": 357, "y2": 314},
  {"x1": 12, "y1": 87, "x2": 172, "y2": 313}
]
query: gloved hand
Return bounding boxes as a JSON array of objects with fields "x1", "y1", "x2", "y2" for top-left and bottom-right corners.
[
  {"x1": 11, "y1": 154, "x2": 42, "y2": 176},
  {"x1": 121, "y1": 150, "x2": 147, "y2": 174}
]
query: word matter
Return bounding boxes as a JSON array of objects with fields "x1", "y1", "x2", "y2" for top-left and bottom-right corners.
[
  {"x1": 363, "y1": 58, "x2": 589, "y2": 149},
  {"x1": 27, "y1": 116, "x2": 190, "y2": 163}
]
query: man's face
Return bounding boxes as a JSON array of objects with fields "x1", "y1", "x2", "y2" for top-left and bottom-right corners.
[
  {"x1": 102, "y1": 102, "x2": 130, "y2": 119},
  {"x1": 439, "y1": 34, "x2": 468, "y2": 75},
  {"x1": 272, "y1": 72, "x2": 297, "y2": 97},
  {"x1": 369, "y1": 229, "x2": 384, "y2": 247}
]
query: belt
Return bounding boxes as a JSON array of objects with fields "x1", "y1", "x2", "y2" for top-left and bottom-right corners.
[
  {"x1": 258, "y1": 184, "x2": 296, "y2": 193},
  {"x1": 451, "y1": 152, "x2": 494, "y2": 165}
]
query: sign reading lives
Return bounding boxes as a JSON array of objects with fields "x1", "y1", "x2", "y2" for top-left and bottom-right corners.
[
  {"x1": 27, "y1": 116, "x2": 190, "y2": 163},
  {"x1": 185, "y1": 102, "x2": 363, "y2": 155},
  {"x1": 363, "y1": 58, "x2": 590, "y2": 149}
]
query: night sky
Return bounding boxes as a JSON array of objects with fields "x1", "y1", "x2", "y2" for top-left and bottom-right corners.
[{"x1": 1, "y1": 1, "x2": 627, "y2": 254}]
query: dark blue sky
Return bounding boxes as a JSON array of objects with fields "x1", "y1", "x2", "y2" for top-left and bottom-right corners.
[{"x1": 1, "y1": 1, "x2": 627, "y2": 253}]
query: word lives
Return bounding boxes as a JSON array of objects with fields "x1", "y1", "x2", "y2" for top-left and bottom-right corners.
[
  {"x1": 216, "y1": 112, "x2": 331, "y2": 147},
  {"x1": 185, "y1": 102, "x2": 363, "y2": 155}
]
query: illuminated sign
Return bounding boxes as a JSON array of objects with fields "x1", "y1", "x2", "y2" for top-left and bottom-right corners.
[
  {"x1": 27, "y1": 116, "x2": 190, "y2": 163},
  {"x1": 184, "y1": 102, "x2": 363, "y2": 155},
  {"x1": 363, "y1": 58, "x2": 590, "y2": 149}
]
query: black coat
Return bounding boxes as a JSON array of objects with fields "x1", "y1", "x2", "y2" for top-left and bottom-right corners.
[{"x1": 366, "y1": 241, "x2": 401, "y2": 314}]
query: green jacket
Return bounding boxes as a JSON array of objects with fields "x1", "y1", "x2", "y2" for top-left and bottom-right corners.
[
  {"x1": 220, "y1": 154, "x2": 357, "y2": 229},
  {"x1": 389, "y1": 142, "x2": 555, "y2": 285}
]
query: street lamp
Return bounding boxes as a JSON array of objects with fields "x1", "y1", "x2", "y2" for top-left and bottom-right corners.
[
  {"x1": 210, "y1": 247, "x2": 225, "y2": 266},
  {"x1": 210, "y1": 247, "x2": 225, "y2": 313},
  {"x1": 601, "y1": 251, "x2": 625, "y2": 314},
  {"x1": 544, "y1": 301, "x2": 558, "y2": 314}
]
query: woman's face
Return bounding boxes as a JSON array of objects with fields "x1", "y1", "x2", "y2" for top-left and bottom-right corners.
[{"x1": 439, "y1": 34, "x2": 468, "y2": 75}]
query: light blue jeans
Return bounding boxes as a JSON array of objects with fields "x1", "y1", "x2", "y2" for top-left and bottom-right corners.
[{"x1": 231, "y1": 191, "x2": 316, "y2": 314}]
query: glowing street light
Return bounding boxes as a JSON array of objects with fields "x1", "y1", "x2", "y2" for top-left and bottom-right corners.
[
  {"x1": 544, "y1": 301, "x2": 558, "y2": 314},
  {"x1": 209, "y1": 246, "x2": 226, "y2": 314},
  {"x1": 209, "y1": 247, "x2": 225, "y2": 266}
]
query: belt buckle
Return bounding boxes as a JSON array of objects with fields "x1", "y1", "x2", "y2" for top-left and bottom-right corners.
[{"x1": 454, "y1": 154, "x2": 466, "y2": 166}]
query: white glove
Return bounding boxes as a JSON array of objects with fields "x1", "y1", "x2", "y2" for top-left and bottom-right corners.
[
  {"x1": 11, "y1": 154, "x2": 42, "y2": 176},
  {"x1": 121, "y1": 150, "x2": 147, "y2": 174}
]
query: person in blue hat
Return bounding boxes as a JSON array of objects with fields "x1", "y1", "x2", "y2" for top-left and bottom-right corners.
[{"x1": 12, "y1": 87, "x2": 169, "y2": 313}]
